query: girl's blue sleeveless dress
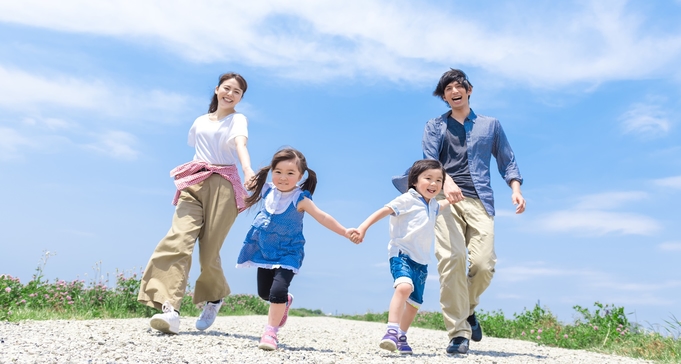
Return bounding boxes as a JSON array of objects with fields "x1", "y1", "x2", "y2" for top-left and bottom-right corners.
[{"x1": 236, "y1": 184, "x2": 310, "y2": 273}]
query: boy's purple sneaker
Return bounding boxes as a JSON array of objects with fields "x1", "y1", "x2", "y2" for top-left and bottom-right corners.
[
  {"x1": 397, "y1": 335, "x2": 413, "y2": 355},
  {"x1": 379, "y1": 328, "x2": 398, "y2": 352},
  {"x1": 278, "y1": 293, "x2": 294, "y2": 327}
]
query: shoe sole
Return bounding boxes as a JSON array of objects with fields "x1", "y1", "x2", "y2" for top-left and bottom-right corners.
[
  {"x1": 150, "y1": 318, "x2": 178, "y2": 334},
  {"x1": 379, "y1": 340, "x2": 397, "y2": 352},
  {"x1": 399, "y1": 350, "x2": 413, "y2": 355},
  {"x1": 258, "y1": 342, "x2": 277, "y2": 351},
  {"x1": 279, "y1": 294, "x2": 294, "y2": 327}
]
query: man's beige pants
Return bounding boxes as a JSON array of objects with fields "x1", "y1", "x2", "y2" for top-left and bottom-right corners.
[
  {"x1": 138, "y1": 174, "x2": 238, "y2": 311},
  {"x1": 435, "y1": 195, "x2": 496, "y2": 340}
]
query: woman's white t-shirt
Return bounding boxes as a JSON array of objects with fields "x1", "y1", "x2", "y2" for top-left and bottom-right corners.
[{"x1": 188, "y1": 113, "x2": 248, "y2": 165}]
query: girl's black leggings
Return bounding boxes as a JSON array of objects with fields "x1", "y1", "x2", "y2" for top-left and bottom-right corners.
[{"x1": 257, "y1": 267, "x2": 295, "y2": 304}]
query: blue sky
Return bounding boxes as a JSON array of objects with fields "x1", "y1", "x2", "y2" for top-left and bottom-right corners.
[{"x1": 1, "y1": 0, "x2": 680, "y2": 331}]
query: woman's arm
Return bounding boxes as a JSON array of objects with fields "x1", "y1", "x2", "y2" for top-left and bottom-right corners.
[{"x1": 234, "y1": 135, "x2": 255, "y2": 188}]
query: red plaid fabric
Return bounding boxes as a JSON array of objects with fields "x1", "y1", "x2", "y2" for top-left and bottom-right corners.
[{"x1": 170, "y1": 161, "x2": 247, "y2": 213}]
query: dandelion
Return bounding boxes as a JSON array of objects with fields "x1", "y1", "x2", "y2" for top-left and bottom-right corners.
[
  {"x1": 537, "y1": 329, "x2": 543, "y2": 334},
  {"x1": 66, "y1": 296, "x2": 72, "y2": 301},
  {"x1": 536, "y1": 335, "x2": 541, "y2": 340},
  {"x1": 563, "y1": 334, "x2": 568, "y2": 339},
  {"x1": 4, "y1": 287, "x2": 10, "y2": 293}
]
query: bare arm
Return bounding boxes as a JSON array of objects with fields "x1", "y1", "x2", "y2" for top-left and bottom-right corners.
[
  {"x1": 234, "y1": 135, "x2": 255, "y2": 188},
  {"x1": 510, "y1": 179, "x2": 526, "y2": 214},
  {"x1": 351, "y1": 206, "x2": 394, "y2": 244},
  {"x1": 297, "y1": 198, "x2": 356, "y2": 239}
]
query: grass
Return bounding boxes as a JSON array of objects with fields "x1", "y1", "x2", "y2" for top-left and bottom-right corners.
[{"x1": 2, "y1": 254, "x2": 679, "y2": 363}]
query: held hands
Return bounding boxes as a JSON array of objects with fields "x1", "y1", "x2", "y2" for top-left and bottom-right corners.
[
  {"x1": 444, "y1": 178, "x2": 464, "y2": 204},
  {"x1": 348, "y1": 228, "x2": 365, "y2": 245},
  {"x1": 243, "y1": 168, "x2": 256, "y2": 189}
]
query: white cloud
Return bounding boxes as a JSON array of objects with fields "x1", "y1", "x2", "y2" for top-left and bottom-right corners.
[
  {"x1": 538, "y1": 209, "x2": 660, "y2": 236},
  {"x1": 620, "y1": 103, "x2": 671, "y2": 139},
  {"x1": 0, "y1": 65, "x2": 190, "y2": 119},
  {"x1": 0, "y1": 127, "x2": 35, "y2": 160},
  {"x1": 0, "y1": 1, "x2": 680, "y2": 86},
  {"x1": 658, "y1": 242, "x2": 681, "y2": 252},
  {"x1": 22, "y1": 117, "x2": 76, "y2": 130},
  {"x1": 574, "y1": 191, "x2": 648, "y2": 210},
  {"x1": 83, "y1": 130, "x2": 139, "y2": 160},
  {"x1": 653, "y1": 176, "x2": 681, "y2": 189}
]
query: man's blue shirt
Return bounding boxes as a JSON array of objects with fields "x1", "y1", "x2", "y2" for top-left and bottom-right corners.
[{"x1": 393, "y1": 109, "x2": 523, "y2": 216}]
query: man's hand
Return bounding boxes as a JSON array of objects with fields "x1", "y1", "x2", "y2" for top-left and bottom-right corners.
[
  {"x1": 510, "y1": 180, "x2": 526, "y2": 214},
  {"x1": 443, "y1": 176, "x2": 464, "y2": 204}
]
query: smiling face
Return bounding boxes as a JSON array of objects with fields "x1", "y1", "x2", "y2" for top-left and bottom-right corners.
[
  {"x1": 414, "y1": 168, "x2": 444, "y2": 202},
  {"x1": 443, "y1": 81, "x2": 472, "y2": 111},
  {"x1": 272, "y1": 159, "x2": 303, "y2": 192},
  {"x1": 214, "y1": 77, "x2": 243, "y2": 112}
]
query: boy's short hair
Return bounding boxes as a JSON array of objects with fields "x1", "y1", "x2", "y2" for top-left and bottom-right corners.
[{"x1": 408, "y1": 159, "x2": 446, "y2": 190}]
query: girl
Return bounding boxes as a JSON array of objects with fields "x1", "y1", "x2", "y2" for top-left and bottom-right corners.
[
  {"x1": 236, "y1": 148, "x2": 357, "y2": 350},
  {"x1": 351, "y1": 159, "x2": 450, "y2": 354},
  {"x1": 138, "y1": 72, "x2": 255, "y2": 334}
]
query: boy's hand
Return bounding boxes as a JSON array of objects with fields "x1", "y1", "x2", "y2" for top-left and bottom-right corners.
[{"x1": 349, "y1": 228, "x2": 365, "y2": 244}]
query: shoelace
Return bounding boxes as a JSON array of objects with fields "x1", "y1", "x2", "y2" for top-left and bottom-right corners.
[
  {"x1": 200, "y1": 302, "x2": 220, "y2": 321},
  {"x1": 161, "y1": 301, "x2": 175, "y2": 314}
]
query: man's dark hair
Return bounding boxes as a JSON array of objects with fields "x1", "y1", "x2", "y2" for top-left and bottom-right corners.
[{"x1": 432, "y1": 68, "x2": 473, "y2": 103}]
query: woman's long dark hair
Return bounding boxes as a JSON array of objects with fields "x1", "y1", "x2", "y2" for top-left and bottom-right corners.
[
  {"x1": 208, "y1": 73, "x2": 248, "y2": 113},
  {"x1": 245, "y1": 148, "x2": 317, "y2": 209}
]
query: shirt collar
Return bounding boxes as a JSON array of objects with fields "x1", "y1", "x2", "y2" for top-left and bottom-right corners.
[{"x1": 444, "y1": 108, "x2": 477, "y2": 123}]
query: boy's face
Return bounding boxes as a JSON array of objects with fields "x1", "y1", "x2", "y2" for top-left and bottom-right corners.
[
  {"x1": 443, "y1": 81, "x2": 472, "y2": 111},
  {"x1": 414, "y1": 168, "x2": 444, "y2": 202}
]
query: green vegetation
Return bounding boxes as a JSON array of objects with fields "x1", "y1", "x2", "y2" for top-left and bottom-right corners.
[{"x1": 2, "y1": 255, "x2": 679, "y2": 362}]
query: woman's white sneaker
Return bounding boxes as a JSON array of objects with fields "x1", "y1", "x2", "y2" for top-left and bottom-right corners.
[
  {"x1": 150, "y1": 301, "x2": 180, "y2": 334},
  {"x1": 196, "y1": 300, "x2": 222, "y2": 331}
]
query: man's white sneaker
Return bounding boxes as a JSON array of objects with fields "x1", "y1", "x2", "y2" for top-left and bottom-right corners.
[
  {"x1": 196, "y1": 299, "x2": 222, "y2": 331},
  {"x1": 150, "y1": 301, "x2": 180, "y2": 334}
]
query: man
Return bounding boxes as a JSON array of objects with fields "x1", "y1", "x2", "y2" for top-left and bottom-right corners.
[{"x1": 393, "y1": 68, "x2": 525, "y2": 354}]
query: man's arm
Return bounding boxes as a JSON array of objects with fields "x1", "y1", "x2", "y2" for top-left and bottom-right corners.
[{"x1": 510, "y1": 179, "x2": 526, "y2": 214}]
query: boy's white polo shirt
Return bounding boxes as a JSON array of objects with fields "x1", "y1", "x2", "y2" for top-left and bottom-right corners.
[{"x1": 386, "y1": 188, "x2": 440, "y2": 265}]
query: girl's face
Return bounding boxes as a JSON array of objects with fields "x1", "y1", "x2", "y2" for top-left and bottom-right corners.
[
  {"x1": 214, "y1": 78, "x2": 244, "y2": 111},
  {"x1": 415, "y1": 168, "x2": 444, "y2": 202},
  {"x1": 272, "y1": 159, "x2": 303, "y2": 192}
]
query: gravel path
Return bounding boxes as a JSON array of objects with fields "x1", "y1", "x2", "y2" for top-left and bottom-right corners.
[{"x1": 0, "y1": 316, "x2": 652, "y2": 363}]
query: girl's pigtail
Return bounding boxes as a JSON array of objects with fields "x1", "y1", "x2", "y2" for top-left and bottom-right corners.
[
  {"x1": 244, "y1": 166, "x2": 271, "y2": 208},
  {"x1": 301, "y1": 168, "x2": 317, "y2": 195}
]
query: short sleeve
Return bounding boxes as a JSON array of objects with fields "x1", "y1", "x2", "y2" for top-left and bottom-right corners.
[
  {"x1": 261, "y1": 183, "x2": 273, "y2": 198},
  {"x1": 228, "y1": 113, "x2": 248, "y2": 140},
  {"x1": 386, "y1": 193, "x2": 409, "y2": 216},
  {"x1": 294, "y1": 189, "x2": 312, "y2": 208},
  {"x1": 187, "y1": 119, "x2": 198, "y2": 147}
]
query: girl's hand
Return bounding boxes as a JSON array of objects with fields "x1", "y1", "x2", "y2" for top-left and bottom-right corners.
[
  {"x1": 349, "y1": 228, "x2": 365, "y2": 244},
  {"x1": 347, "y1": 228, "x2": 362, "y2": 244}
]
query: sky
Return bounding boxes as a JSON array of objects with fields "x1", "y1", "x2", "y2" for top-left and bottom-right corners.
[{"x1": 1, "y1": 0, "x2": 680, "y2": 332}]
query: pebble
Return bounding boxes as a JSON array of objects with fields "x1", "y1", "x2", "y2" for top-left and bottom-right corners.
[{"x1": 0, "y1": 316, "x2": 652, "y2": 363}]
